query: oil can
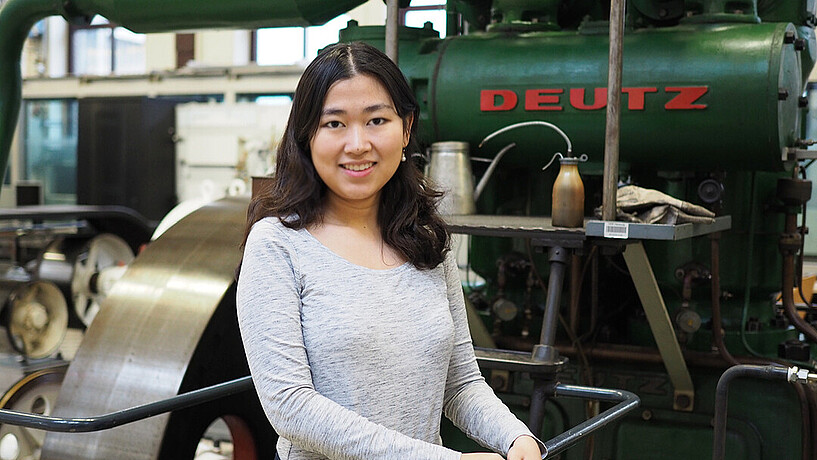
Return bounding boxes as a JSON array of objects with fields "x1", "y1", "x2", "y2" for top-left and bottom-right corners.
[{"x1": 551, "y1": 156, "x2": 584, "y2": 227}]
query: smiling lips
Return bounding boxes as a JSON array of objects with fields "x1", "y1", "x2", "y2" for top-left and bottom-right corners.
[{"x1": 340, "y1": 162, "x2": 375, "y2": 177}]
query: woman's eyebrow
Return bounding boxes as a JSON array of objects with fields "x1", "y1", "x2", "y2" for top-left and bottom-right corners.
[
  {"x1": 321, "y1": 103, "x2": 395, "y2": 117},
  {"x1": 363, "y1": 103, "x2": 395, "y2": 113},
  {"x1": 321, "y1": 107, "x2": 345, "y2": 116}
]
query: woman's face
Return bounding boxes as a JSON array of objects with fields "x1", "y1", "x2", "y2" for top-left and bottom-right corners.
[{"x1": 309, "y1": 73, "x2": 410, "y2": 210}]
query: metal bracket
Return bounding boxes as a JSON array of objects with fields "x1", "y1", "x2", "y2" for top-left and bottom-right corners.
[
  {"x1": 622, "y1": 242, "x2": 695, "y2": 411},
  {"x1": 785, "y1": 147, "x2": 817, "y2": 161}
]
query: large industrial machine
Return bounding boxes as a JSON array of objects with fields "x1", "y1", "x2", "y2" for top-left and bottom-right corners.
[{"x1": 1, "y1": 0, "x2": 817, "y2": 459}]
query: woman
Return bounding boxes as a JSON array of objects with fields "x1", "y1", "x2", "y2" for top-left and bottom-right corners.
[{"x1": 237, "y1": 41, "x2": 545, "y2": 460}]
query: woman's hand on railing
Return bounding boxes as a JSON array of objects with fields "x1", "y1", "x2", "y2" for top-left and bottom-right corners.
[{"x1": 507, "y1": 435, "x2": 542, "y2": 460}]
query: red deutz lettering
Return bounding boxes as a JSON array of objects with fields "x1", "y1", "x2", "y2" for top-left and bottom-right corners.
[
  {"x1": 664, "y1": 86, "x2": 708, "y2": 110},
  {"x1": 525, "y1": 89, "x2": 563, "y2": 111},
  {"x1": 478, "y1": 86, "x2": 708, "y2": 112},
  {"x1": 569, "y1": 88, "x2": 607, "y2": 110},
  {"x1": 480, "y1": 90, "x2": 518, "y2": 111},
  {"x1": 622, "y1": 87, "x2": 658, "y2": 110}
]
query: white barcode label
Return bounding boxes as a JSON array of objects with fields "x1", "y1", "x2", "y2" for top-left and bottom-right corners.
[{"x1": 604, "y1": 222, "x2": 629, "y2": 239}]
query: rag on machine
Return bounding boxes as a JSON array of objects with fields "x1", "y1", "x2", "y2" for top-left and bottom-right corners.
[{"x1": 595, "y1": 185, "x2": 716, "y2": 225}]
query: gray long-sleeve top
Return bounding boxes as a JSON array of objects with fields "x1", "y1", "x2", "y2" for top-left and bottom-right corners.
[{"x1": 237, "y1": 217, "x2": 543, "y2": 460}]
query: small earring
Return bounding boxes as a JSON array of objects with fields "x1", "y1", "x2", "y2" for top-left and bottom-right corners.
[{"x1": 401, "y1": 153, "x2": 407, "y2": 162}]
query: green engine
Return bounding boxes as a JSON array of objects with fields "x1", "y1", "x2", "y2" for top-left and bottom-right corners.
[{"x1": 336, "y1": 1, "x2": 817, "y2": 458}]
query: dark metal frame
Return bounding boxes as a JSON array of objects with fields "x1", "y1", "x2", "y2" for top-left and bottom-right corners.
[{"x1": 0, "y1": 374, "x2": 637, "y2": 459}]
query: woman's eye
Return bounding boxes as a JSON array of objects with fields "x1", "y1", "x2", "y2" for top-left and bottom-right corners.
[
  {"x1": 369, "y1": 117, "x2": 387, "y2": 126},
  {"x1": 324, "y1": 120, "x2": 343, "y2": 128}
]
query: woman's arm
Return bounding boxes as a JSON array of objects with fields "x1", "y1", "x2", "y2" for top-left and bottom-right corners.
[
  {"x1": 237, "y1": 220, "x2": 461, "y2": 460},
  {"x1": 440, "y1": 251, "x2": 546, "y2": 459}
]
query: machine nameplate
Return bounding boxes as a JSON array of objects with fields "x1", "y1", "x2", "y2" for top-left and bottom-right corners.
[{"x1": 604, "y1": 222, "x2": 629, "y2": 239}]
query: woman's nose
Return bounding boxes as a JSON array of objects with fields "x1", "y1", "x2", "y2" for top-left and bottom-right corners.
[{"x1": 344, "y1": 125, "x2": 370, "y2": 154}]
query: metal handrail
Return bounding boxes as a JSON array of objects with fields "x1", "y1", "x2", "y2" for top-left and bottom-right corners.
[
  {"x1": 0, "y1": 376, "x2": 252, "y2": 432},
  {"x1": 0, "y1": 374, "x2": 638, "y2": 459},
  {"x1": 544, "y1": 383, "x2": 640, "y2": 457}
]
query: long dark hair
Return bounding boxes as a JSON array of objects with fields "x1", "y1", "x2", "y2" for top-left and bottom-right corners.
[{"x1": 240, "y1": 42, "x2": 448, "y2": 271}]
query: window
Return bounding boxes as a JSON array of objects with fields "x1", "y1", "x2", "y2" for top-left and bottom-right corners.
[
  {"x1": 254, "y1": 14, "x2": 351, "y2": 65},
  {"x1": 21, "y1": 99, "x2": 79, "y2": 205},
  {"x1": 253, "y1": 2, "x2": 448, "y2": 65},
  {"x1": 69, "y1": 16, "x2": 146, "y2": 76},
  {"x1": 402, "y1": 1, "x2": 447, "y2": 38},
  {"x1": 237, "y1": 94, "x2": 294, "y2": 106}
]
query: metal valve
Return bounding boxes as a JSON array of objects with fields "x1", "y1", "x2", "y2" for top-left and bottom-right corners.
[{"x1": 787, "y1": 366, "x2": 817, "y2": 384}]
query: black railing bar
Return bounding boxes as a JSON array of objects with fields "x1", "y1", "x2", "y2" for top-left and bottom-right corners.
[
  {"x1": 0, "y1": 373, "x2": 639, "y2": 457},
  {"x1": 0, "y1": 375, "x2": 253, "y2": 432},
  {"x1": 544, "y1": 383, "x2": 640, "y2": 457}
]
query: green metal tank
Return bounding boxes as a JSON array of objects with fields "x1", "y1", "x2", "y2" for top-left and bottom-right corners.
[
  {"x1": 420, "y1": 23, "x2": 805, "y2": 171},
  {"x1": 344, "y1": 19, "x2": 810, "y2": 172}
]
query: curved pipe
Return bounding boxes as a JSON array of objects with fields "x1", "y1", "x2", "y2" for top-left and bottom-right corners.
[
  {"x1": 0, "y1": 0, "x2": 64, "y2": 191},
  {"x1": 474, "y1": 142, "x2": 515, "y2": 201},
  {"x1": 712, "y1": 365, "x2": 789, "y2": 460},
  {"x1": 0, "y1": 376, "x2": 252, "y2": 432},
  {"x1": 63, "y1": 0, "x2": 369, "y2": 32},
  {"x1": 711, "y1": 232, "x2": 740, "y2": 366},
  {"x1": 479, "y1": 121, "x2": 573, "y2": 156}
]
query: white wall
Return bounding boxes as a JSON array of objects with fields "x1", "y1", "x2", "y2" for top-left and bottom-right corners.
[
  {"x1": 195, "y1": 30, "x2": 252, "y2": 67},
  {"x1": 46, "y1": 17, "x2": 67, "y2": 77},
  {"x1": 348, "y1": 0, "x2": 388, "y2": 25},
  {"x1": 145, "y1": 33, "x2": 176, "y2": 72}
]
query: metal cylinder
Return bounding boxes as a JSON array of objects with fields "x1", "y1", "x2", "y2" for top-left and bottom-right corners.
[
  {"x1": 423, "y1": 22, "x2": 804, "y2": 171},
  {"x1": 539, "y1": 247, "x2": 569, "y2": 347},
  {"x1": 40, "y1": 197, "x2": 275, "y2": 460},
  {"x1": 385, "y1": 0, "x2": 399, "y2": 63}
]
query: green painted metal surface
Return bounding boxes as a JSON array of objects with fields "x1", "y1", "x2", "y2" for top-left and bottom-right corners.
[
  {"x1": 340, "y1": 10, "x2": 814, "y2": 459},
  {"x1": 64, "y1": 0, "x2": 368, "y2": 31},
  {"x1": 342, "y1": 20, "x2": 807, "y2": 171},
  {"x1": 427, "y1": 23, "x2": 802, "y2": 171}
]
